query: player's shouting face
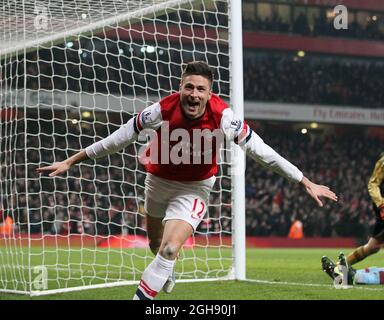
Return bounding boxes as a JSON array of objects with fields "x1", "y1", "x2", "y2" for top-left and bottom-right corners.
[{"x1": 180, "y1": 75, "x2": 212, "y2": 119}]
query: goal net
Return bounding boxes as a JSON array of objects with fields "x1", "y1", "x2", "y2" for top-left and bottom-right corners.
[{"x1": 0, "y1": 0, "x2": 242, "y2": 295}]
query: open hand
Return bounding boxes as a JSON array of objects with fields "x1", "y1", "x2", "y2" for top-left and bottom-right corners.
[
  {"x1": 301, "y1": 176, "x2": 338, "y2": 207},
  {"x1": 36, "y1": 161, "x2": 70, "y2": 177}
]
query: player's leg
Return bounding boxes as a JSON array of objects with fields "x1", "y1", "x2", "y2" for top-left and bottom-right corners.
[
  {"x1": 322, "y1": 254, "x2": 356, "y2": 285},
  {"x1": 337, "y1": 252, "x2": 356, "y2": 285},
  {"x1": 133, "y1": 174, "x2": 213, "y2": 300},
  {"x1": 158, "y1": 219, "x2": 194, "y2": 259},
  {"x1": 347, "y1": 205, "x2": 384, "y2": 266},
  {"x1": 133, "y1": 194, "x2": 209, "y2": 299},
  {"x1": 159, "y1": 193, "x2": 210, "y2": 294},
  {"x1": 347, "y1": 237, "x2": 381, "y2": 265},
  {"x1": 143, "y1": 174, "x2": 169, "y2": 256},
  {"x1": 146, "y1": 214, "x2": 164, "y2": 255},
  {"x1": 134, "y1": 189, "x2": 191, "y2": 299},
  {"x1": 144, "y1": 196, "x2": 177, "y2": 293},
  {"x1": 321, "y1": 256, "x2": 338, "y2": 280},
  {"x1": 160, "y1": 219, "x2": 194, "y2": 293},
  {"x1": 133, "y1": 219, "x2": 193, "y2": 300}
]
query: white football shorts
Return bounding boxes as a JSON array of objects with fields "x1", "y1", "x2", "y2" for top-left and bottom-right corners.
[{"x1": 144, "y1": 173, "x2": 216, "y2": 231}]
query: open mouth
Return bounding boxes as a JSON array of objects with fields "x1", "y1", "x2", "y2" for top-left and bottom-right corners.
[{"x1": 188, "y1": 101, "x2": 200, "y2": 107}]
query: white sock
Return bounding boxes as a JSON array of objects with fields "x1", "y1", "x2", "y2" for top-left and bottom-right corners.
[{"x1": 133, "y1": 253, "x2": 176, "y2": 300}]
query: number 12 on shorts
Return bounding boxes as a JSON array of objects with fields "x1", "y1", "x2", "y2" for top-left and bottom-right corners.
[{"x1": 190, "y1": 198, "x2": 205, "y2": 220}]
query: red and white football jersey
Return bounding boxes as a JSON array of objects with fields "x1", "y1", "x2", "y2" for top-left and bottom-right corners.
[
  {"x1": 133, "y1": 92, "x2": 250, "y2": 181},
  {"x1": 86, "y1": 92, "x2": 303, "y2": 183}
]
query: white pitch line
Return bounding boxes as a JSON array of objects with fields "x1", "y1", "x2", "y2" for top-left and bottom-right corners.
[
  {"x1": 3, "y1": 263, "x2": 384, "y2": 292},
  {"x1": 246, "y1": 278, "x2": 384, "y2": 292}
]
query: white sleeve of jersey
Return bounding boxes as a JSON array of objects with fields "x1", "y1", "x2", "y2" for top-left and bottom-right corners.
[
  {"x1": 85, "y1": 102, "x2": 162, "y2": 159},
  {"x1": 244, "y1": 131, "x2": 303, "y2": 183},
  {"x1": 135, "y1": 102, "x2": 163, "y2": 131},
  {"x1": 221, "y1": 108, "x2": 303, "y2": 183}
]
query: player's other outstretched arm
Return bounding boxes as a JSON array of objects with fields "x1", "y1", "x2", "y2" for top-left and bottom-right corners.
[
  {"x1": 36, "y1": 150, "x2": 88, "y2": 177},
  {"x1": 220, "y1": 108, "x2": 338, "y2": 207},
  {"x1": 245, "y1": 133, "x2": 338, "y2": 206},
  {"x1": 35, "y1": 116, "x2": 137, "y2": 177},
  {"x1": 35, "y1": 117, "x2": 137, "y2": 177},
  {"x1": 37, "y1": 103, "x2": 162, "y2": 177}
]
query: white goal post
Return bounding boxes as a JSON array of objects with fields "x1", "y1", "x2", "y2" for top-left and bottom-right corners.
[{"x1": 0, "y1": 0, "x2": 245, "y2": 296}]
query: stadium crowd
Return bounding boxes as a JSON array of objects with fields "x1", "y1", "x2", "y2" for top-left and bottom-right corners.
[
  {"x1": 243, "y1": 52, "x2": 384, "y2": 109},
  {"x1": 3, "y1": 46, "x2": 383, "y2": 109},
  {"x1": 243, "y1": 4, "x2": 384, "y2": 41},
  {"x1": 244, "y1": 124, "x2": 381, "y2": 241}
]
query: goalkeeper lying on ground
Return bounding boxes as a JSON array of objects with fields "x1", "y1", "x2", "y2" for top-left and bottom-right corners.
[{"x1": 322, "y1": 252, "x2": 384, "y2": 285}]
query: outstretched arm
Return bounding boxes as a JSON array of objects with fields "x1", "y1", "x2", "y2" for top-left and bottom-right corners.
[
  {"x1": 300, "y1": 176, "x2": 338, "y2": 207},
  {"x1": 221, "y1": 108, "x2": 338, "y2": 207},
  {"x1": 245, "y1": 135, "x2": 338, "y2": 207},
  {"x1": 37, "y1": 102, "x2": 163, "y2": 177},
  {"x1": 36, "y1": 150, "x2": 88, "y2": 177},
  {"x1": 35, "y1": 115, "x2": 137, "y2": 177}
]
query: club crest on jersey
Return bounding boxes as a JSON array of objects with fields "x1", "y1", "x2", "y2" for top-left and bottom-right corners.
[{"x1": 230, "y1": 119, "x2": 242, "y2": 131}]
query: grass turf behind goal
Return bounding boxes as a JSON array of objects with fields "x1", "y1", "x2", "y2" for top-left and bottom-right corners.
[
  {"x1": 1, "y1": 248, "x2": 384, "y2": 300},
  {"x1": 0, "y1": 246, "x2": 233, "y2": 294}
]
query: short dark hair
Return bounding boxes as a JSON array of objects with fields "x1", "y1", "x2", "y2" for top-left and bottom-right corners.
[{"x1": 182, "y1": 61, "x2": 214, "y2": 84}]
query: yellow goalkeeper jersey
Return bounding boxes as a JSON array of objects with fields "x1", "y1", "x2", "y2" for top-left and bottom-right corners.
[{"x1": 368, "y1": 153, "x2": 384, "y2": 208}]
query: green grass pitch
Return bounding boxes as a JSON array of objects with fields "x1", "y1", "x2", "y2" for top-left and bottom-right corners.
[{"x1": 1, "y1": 248, "x2": 384, "y2": 300}]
